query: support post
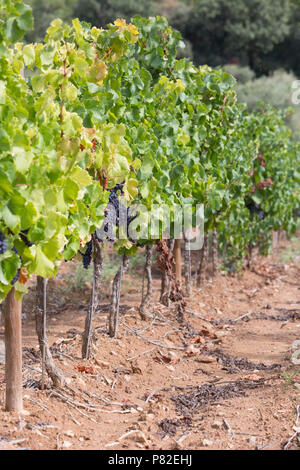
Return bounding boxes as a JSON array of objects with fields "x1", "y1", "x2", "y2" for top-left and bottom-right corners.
[
  {"x1": 4, "y1": 288, "x2": 23, "y2": 412},
  {"x1": 174, "y1": 239, "x2": 181, "y2": 285}
]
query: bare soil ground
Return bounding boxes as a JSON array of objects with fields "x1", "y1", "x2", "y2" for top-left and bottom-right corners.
[{"x1": 0, "y1": 237, "x2": 300, "y2": 450}]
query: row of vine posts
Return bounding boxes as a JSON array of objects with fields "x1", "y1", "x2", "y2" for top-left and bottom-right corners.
[{"x1": 1, "y1": 224, "x2": 288, "y2": 412}]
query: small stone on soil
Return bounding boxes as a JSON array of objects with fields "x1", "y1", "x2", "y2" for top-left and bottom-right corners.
[
  {"x1": 248, "y1": 436, "x2": 257, "y2": 446},
  {"x1": 212, "y1": 420, "x2": 223, "y2": 429},
  {"x1": 202, "y1": 439, "x2": 213, "y2": 447}
]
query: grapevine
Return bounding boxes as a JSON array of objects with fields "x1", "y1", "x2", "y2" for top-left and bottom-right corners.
[{"x1": 1, "y1": 1, "x2": 300, "y2": 413}]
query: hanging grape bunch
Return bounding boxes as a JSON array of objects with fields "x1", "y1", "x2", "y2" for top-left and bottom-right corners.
[
  {"x1": 95, "y1": 181, "x2": 137, "y2": 244},
  {"x1": 245, "y1": 200, "x2": 265, "y2": 220},
  {"x1": 0, "y1": 231, "x2": 7, "y2": 255},
  {"x1": 80, "y1": 240, "x2": 93, "y2": 270},
  {"x1": 293, "y1": 208, "x2": 300, "y2": 218},
  {"x1": 246, "y1": 200, "x2": 260, "y2": 215},
  {"x1": 11, "y1": 248, "x2": 22, "y2": 286}
]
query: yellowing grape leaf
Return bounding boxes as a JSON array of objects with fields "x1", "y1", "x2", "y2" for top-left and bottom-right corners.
[
  {"x1": 71, "y1": 167, "x2": 92, "y2": 186},
  {"x1": 114, "y1": 19, "x2": 126, "y2": 27}
]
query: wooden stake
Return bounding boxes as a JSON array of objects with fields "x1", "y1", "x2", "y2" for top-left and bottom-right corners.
[
  {"x1": 139, "y1": 245, "x2": 153, "y2": 320},
  {"x1": 41, "y1": 278, "x2": 47, "y2": 390},
  {"x1": 4, "y1": 287, "x2": 23, "y2": 412},
  {"x1": 211, "y1": 230, "x2": 218, "y2": 276},
  {"x1": 183, "y1": 235, "x2": 192, "y2": 296},
  {"x1": 197, "y1": 233, "x2": 208, "y2": 286},
  {"x1": 82, "y1": 238, "x2": 103, "y2": 359},
  {"x1": 174, "y1": 239, "x2": 181, "y2": 285},
  {"x1": 109, "y1": 254, "x2": 129, "y2": 338},
  {"x1": 36, "y1": 276, "x2": 65, "y2": 387},
  {"x1": 159, "y1": 240, "x2": 175, "y2": 307}
]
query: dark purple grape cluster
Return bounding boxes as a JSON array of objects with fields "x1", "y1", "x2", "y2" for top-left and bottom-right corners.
[
  {"x1": 293, "y1": 208, "x2": 300, "y2": 218},
  {"x1": 94, "y1": 183, "x2": 125, "y2": 243},
  {"x1": 246, "y1": 200, "x2": 265, "y2": 220},
  {"x1": 107, "y1": 182, "x2": 125, "y2": 225},
  {"x1": 81, "y1": 240, "x2": 93, "y2": 269},
  {"x1": 246, "y1": 200, "x2": 260, "y2": 214},
  {"x1": 0, "y1": 231, "x2": 7, "y2": 254},
  {"x1": 110, "y1": 182, "x2": 125, "y2": 194},
  {"x1": 11, "y1": 247, "x2": 22, "y2": 286},
  {"x1": 95, "y1": 181, "x2": 138, "y2": 244},
  {"x1": 11, "y1": 270, "x2": 20, "y2": 285},
  {"x1": 89, "y1": 182, "x2": 139, "y2": 248}
]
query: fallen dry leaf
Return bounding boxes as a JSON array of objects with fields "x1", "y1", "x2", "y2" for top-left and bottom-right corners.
[
  {"x1": 130, "y1": 362, "x2": 143, "y2": 374},
  {"x1": 199, "y1": 328, "x2": 217, "y2": 339},
  {"x1": 154, "y1": 351, "x2": 180, "y2": 364},
  {"x1": 190, "y1": 336, "x2": 206, "y2": 345},
  {"x1": 216, "y1": 324, "x2": 232, "y2": 330},
  {"x1": 75, "y1": 365, "x2": 96, "y2": 374}
]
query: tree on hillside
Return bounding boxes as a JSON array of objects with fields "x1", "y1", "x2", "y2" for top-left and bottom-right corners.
[
  {"x1": 25, "y1": 0, "x2": 78, "y2": 42},
  {"x1": 224, "y1": 65, "x2": 300, "y2": 137},
  {"x1": 263, "y1": 0, "x2": 300, "y2": 75},
  {"x1": 181, "y1": 0, "x2": 292, "y2": 73},
  {"x1": 73, "y1": 0, "x2": 161, "y2": 28}
]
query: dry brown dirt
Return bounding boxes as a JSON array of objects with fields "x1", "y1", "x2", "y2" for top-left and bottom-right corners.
[{"x1": 0, "y1": 238, "x2": 300, "y2": 450}]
